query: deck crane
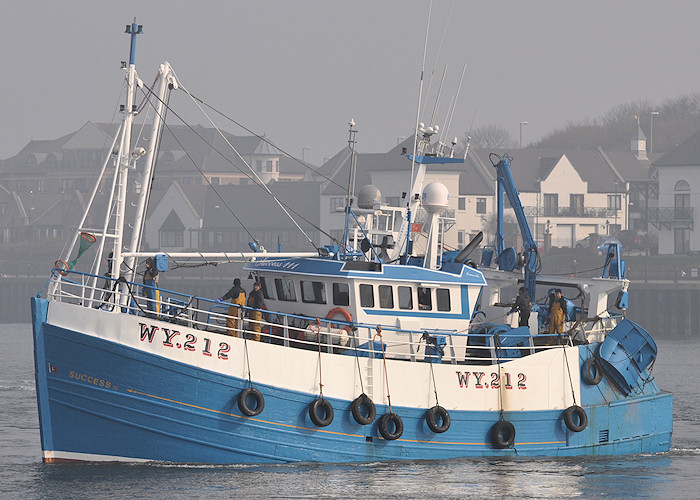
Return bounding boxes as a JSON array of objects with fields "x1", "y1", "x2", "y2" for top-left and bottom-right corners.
[{"x1": 491, "y1": 153, "x2": 540, "y2": 299}]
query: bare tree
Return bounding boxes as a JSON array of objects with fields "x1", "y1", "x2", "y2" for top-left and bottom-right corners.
[{"x1": 464, "y1": 124, "x2": 517, "y2": 149}]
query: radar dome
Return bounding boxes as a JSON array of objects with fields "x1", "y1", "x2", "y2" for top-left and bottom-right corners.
[
  {"x1": 357, "y1": 185, "x2": 382, "y2": 209},
  {"x1": 422, "y1": 182, "x2": 449, "y2": 213}
]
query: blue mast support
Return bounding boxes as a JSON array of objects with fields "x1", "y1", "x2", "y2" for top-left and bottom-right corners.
[
  {"x1": 125, "y1": 19, "x2": 143, "y2": 65},
  {"x1": 492, "y1": 154, "x2": 539, "y2": 299}
]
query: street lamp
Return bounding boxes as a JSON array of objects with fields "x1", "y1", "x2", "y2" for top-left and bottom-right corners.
[
  {"x1": 650, "y1": 111, "x2": 659, "y2": 154},
  {"x1": 302, "y1": 147, "x2": 310, "y2": 162},
  {"x1": 519, "y1": 121, "x2": 528, "y2": 149}
]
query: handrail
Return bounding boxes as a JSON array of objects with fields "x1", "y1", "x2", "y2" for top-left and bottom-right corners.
[{"x1": 44, "y1": 268, "x2": 610, "y2": 364}]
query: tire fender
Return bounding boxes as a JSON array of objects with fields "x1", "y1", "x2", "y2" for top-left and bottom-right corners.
[
  {"x1": 425, "y1": 405, "x2": 451, "y2": 433},
  {"x1": 238, "y1": 387, "x2": 265, "y2": 417}
]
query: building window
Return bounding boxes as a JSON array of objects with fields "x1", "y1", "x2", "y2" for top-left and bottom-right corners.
[
  {"x1": 458, "y1": 197, "x2": 466, "y2": 211},
  {"x1": 436, "y1": 289, "x2": 451, "y2": 311},
  {"x1": 543, "y1": 194, "x2": 558, "y2": 216},
  {"x1": 333, "y1": 282, "x2": 350, "y2": 306},
  {"x1": 160, "y1": 230, "x2": 184, "y2": 247},
  {"x1": 674, "y1": 228, "x2": 690, "y2": 254},
  {"x1": 266, "y1": 160, "x2": 274, "y2": 172},
  {"x1": 607, "y1": 194, "x2": 621, "y2": 211},
  {"x1": 300, "y1": 280, "x2": 326, "y2": 304},
  {"x1": 359, "y1": 284, "x2": 374, "y2": 308},
  {"x1": 476, "y1": 198, "x2": 486, "y2": 214},
  {"x1": 37, "y1": 179, "x2": 48, "y2": 192},
  {"x1": 457, "y1": 230, "x2": 465, "y2": 247},
  {"x1": 378, "y1": 285, "x2": 394, "y2": 309},
  {"x1": 210, "y1": 177, "x2": 220, "y2": 185},
  {"x1": 274, "y1": 278, "x2": 297, "y2": 302},
  {"x1": 330, "y1": 197, "x2": 345, "y2": 213},
  {"x1": 570, "y1": 194, "x2": 584, "y2": 216}
]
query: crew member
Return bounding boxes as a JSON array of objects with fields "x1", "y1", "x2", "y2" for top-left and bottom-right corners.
[
  {"x1": 219, "y1": 278, "x2": 246, "y2": 337},
  {"x1": 548, "y1": 288, "x2": 567, "y2": 343},
  {"x1": 142, "y1": 257, "x2": 160, "y2": 316},
  {"x1": 511, "y1": 287, "x2": 532, "y2": 328},
  {"x1": 246, "y1": 281, "x2": 266, "y2": 341}
]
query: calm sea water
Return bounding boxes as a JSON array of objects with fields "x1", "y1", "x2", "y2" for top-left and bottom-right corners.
[{"x1": 1, "y1": 323, "x2": 698, "y2": 499}]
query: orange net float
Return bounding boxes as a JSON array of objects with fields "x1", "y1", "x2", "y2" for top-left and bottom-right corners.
[
  {"x1": 80, "y1": 232, "x2": 97, "y2": 243},
  {"x1": 54, "y1": 260, "x2": 70, "y2": 276}
]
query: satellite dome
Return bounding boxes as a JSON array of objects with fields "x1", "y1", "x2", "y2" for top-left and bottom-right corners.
[
  {"x1": 422, "y1": 182, "x2": 449, "y2": 213},
  {"x1": 357, "y1": 185, "x2": 382, "y2": 209}
]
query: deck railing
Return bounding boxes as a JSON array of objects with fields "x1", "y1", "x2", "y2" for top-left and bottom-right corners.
[{"x1": 43, "y1": 269, "x2": 607, "y2": 365}]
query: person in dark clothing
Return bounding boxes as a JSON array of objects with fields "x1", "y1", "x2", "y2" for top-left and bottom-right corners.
[
  {"x1": 95, "y1": 251, "x2": 115, "y2": 309},
  {"x1": 246, "y1": 281, "x2": 266, "y2": 341},
  {"x1": 142, "y1": 257, "x2": 159, "y2": 315},
  {"x1": 219, "y1": 278, "x2": 246, "y2": 337},
  {"x1": 511, "y1": 287, "x2": 532, "y2": 328}
]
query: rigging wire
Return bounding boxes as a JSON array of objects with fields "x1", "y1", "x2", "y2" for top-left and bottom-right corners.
[
  {"x1": 138, "y1": 75, "x2": 342, "y2": 251},
  {"x1": 176, "y1": 78, "x2": 319, "y2": 251},
  {"x1": 187, "y1": 94, "x2": 350, "y2": 193},
  {"x1": 136, "y1": 80, "x2": 338, "y2": 247}
]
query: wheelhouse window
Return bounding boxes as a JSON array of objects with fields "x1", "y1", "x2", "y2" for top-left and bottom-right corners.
[
  {"x1": 418, "y1": 287, "x2": 432, "y2": 310},
  {"x1": 301, "y1": 280, "x2": 326, "y2": 304},
  {"x1": 436, "y1": 288, "x2": 451, "y2": 311},
  {"x1": 359, "y1": 284, "x2": 374, "y2": 308},
  {"x1": 398, "y1": 286, "x2": 413, "y2": 310},
  {"x1": 259, "y1": 277, "x2": 274, "y2": 300},
  {"x1": 378, "y1": 285, "x2": 394, "y2": 309},
  {"x1": 333, "y1": 282, "x2": 350, "y2": 306},
  {"x1": 274, "y1": 278, "x2": 297, "y2": 302}
]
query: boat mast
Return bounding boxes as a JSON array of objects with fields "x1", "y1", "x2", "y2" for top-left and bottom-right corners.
[
  {"x1": 111, "y1": 19, "x2": 143, "y2": 288},
  {"x1": 124, "y1": 61, "x2": 177, "y2": 281},
  {"x1": 342, "y1": 119, "x2": 358, "y2": 256}
]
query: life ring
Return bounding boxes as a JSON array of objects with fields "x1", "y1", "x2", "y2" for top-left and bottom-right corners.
[
  {"x1": 238, "y1": 387, "x2": 264, "y2": 416},
  {"x1": 326, "y1": 307, "x2": 353, "y2": 333},
  {"x1": 491, "y1": 420, "x2": 516, "y2": 449},
  {"x1": 563, "y1": 405, "x2": 588, "y2": 432},
  {"x1": 378, "y1": 412, "x2": 404, "y2": 440},
  {"x1": 350, "y1": 393, "x2": 376, "y2": 425},
  {"x1": 425, "y1": 405, "x2": 451, "y2": 433},
  {"x1": 581, "y1": 357, "x2": 604, "y2": 385},
  {"x1": 309, "y1": 397, "x2": 334, "y2": 427},
  {"x1": 55, "y1": 260, "x2": 70, "y2": 276}
]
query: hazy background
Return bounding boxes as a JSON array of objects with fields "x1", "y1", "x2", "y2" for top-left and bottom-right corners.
[{"x1": 3, "y1": 0, "x2": 700, "y2": 163}]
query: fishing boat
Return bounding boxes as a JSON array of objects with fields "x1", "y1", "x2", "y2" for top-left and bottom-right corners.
[{"x1": 31, "y1": 21, "x2": 672, "y2": 463}]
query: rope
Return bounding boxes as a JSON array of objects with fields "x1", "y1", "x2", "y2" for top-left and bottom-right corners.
[
  {"x1": 243, "y1": 327, "x2": 253, "y2": 387},
  {"x1": 315, "y1": 318, "x2": 324, "y2": 397},
  {"x1": 139, "y1": 82, "x2": 340, "y2": 248},
  {"x1": 561, "y1": 341, "x2": 578, "y2": 407},
  {"x1": 429, "y1": 353, "x2": 439, "y2": 407},
  {"x1": 351, "y1": 327, "x2": 365, "y2": 395},
  {"x1": 493, "y1": 332, "x2": 505, "y2": 421},
  {"x1": 374, "y1": 326, "x2": 393, "y2": 413}
]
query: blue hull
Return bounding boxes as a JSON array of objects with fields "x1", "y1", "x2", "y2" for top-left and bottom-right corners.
[{"x1": 32, "y1": 297, "x2": 672, "y2": 463}]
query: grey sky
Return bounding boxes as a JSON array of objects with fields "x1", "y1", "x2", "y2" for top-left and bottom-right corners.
[{"x1": 3, "y1": 1, "x2": 699, "y2": 164}]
